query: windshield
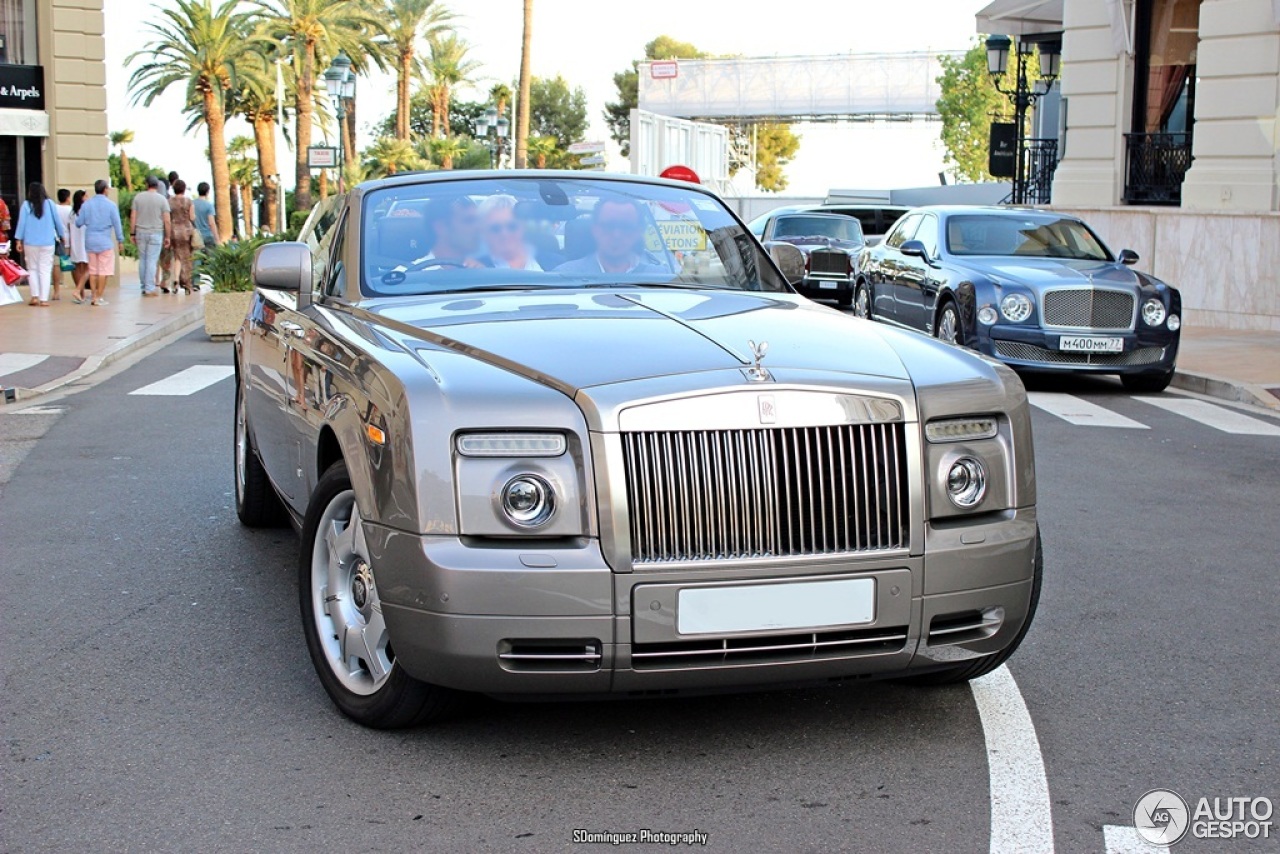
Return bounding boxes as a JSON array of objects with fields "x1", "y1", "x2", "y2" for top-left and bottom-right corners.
[
  {"x1": 359, "y1": 177, "x2": 789, "y2": 297},
  {"x1": 772, "y1": 215, "x2": 864, "y2": 244},
  {"x1": 945, "y1": 214, "x2": 1112, "y2": 261}
]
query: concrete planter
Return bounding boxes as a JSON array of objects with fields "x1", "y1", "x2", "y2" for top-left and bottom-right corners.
[{"x1": 204, "y1": 291, "x2": 253, "y2": 339}]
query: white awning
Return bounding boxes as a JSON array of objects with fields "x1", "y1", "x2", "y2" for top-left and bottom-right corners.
[
  {"x1": 976, "y1": 0, "x2": 1064, "y2": 35},
  {"x1": 0, "y1": 108, "x2": 49, "y2": 137}
]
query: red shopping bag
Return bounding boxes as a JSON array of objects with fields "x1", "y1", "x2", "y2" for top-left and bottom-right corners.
[{"x1": 0, "y1": 258, "x2": 27, "y2": 285}]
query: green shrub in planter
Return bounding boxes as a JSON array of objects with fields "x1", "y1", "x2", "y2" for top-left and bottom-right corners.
[{"x1": 197, "y1": 238, "x2": 270, "y2": 293}]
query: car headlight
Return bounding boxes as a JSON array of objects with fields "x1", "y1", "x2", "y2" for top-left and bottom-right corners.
[
  {"x1": 977, "y1": 305, "x2": 999, "y2": 325},
  {"x1": 1167, "y1": 314, "x2": 1181, "y2": 331},
  {"x1": 946, "y1": 458, "x2": 987, "y2": 508},
  {"x1": 999, "y1": 293, "x2": 1033, "y2": 323},
  {"x1": 1141, "y1": 298, "x2": 1167, "y2": 327},
  {"x1": 926, "y1": 417, "x2": 999, "y2": 443},
  {"x1": 500, "y1": 474, "x2": 556, "y2": 528},
  {"x1": 456, "y1": 432, "x2": 566, "y2": 457}
]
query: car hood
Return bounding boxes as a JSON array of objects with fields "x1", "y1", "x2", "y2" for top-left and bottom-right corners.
[
  {"x1": 358, "y1": 288, "x2": 911, "y2": 394},
  {"x1": 950, "y1": 256, "x2": 1140, "y2": 291}
]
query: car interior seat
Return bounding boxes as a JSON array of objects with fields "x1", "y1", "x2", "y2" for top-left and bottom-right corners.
[
  {"x1": 562, "y1": 215, "x2": 595, "y2": 261},
  {"x1": 373, "y1": 214, "x2": 429, "y2": 268}
]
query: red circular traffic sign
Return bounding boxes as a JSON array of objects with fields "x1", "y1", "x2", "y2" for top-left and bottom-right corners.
[{"x1": 659, "y1": 165, "x2": 701, "y2": 184}]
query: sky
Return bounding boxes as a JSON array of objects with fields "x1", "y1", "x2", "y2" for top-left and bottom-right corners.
[{"x1": 104, "y1": 0, "x2": 988, "y2": 198}]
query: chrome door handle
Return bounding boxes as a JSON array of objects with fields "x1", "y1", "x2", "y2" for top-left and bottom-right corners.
[{"x1": 279, "y1": 321, "x2": 305, "y2": 339}]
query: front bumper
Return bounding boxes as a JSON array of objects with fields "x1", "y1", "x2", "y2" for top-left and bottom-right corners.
[
  {"x1": 796, "y1": 274, "x2": 853, "y2": 300},
  {"x1": 369, "y1": 507, "x2": 1039, "y2": 695},
  {"x1": 979, "y1": 323, "x2": 1180, "y2": 374}
]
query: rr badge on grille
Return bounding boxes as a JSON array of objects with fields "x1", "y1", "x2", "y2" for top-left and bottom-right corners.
[{"x1": 758, "y1": 394, "x2": 777, "y2": 424}]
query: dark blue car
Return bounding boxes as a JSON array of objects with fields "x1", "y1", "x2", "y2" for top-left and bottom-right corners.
[{"x1": 855, "y1": 206, "x2": 1182, "y2": 393}]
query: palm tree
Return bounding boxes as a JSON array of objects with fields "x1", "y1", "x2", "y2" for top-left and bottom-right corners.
[
  {"x1": 228, "y1": 136, "x2": 257, "y2": 236},
  {"x1": 514, "y1": 0, "x2": 532, "y2": 167},
  {"x1": 255, "y1": 0, "x2": 385, "y2": 212},
  {"x1": 425, "y1": 32, "x2": 479, "y2": 137},
  {"x1": 527, "y1": 135, "x2": 556, "y2": 169},
  {"x1": 381, "y1": 0, "x2": 453, "y2": 141},
  {"x1": 431, "y1": 135, "x2": 468, "y2": 170},
  {"x1": 109, "y1": 130, "x2": 135, "y2": 189},
  {"x1": 489, "y1": 82, "x2": 511, "y2": 118},
  {"x1": 129, "y1": 0, "x2": 249, "y2": 242},
  {"x1": 362, "y1": 136, "x2": 427, "y2": 177},
  {"x1": 231, "y1": 49, "x2": 291, "y2": 233}
]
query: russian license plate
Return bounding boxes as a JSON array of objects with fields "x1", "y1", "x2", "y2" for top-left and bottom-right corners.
[
  {"x1": 677, "y1": 578, "x2": 875, "y2": 635},
  {"x1": 1058, "y1": 335, "x2": 1124, "y2": 353},
  {"x1": 818, "y1": 281, "x2": 839, "y2": 290}
]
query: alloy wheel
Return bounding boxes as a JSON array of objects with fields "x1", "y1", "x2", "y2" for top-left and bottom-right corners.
[
  {"x1": 937, "y1": 306, "x2": 961, "y2": 345},
  {"x1": 854, "y1": 285, "x2": 871, "y2": 319},
  {"x1": 234, "y1": 387, "x2": 248, "y2": 503}
]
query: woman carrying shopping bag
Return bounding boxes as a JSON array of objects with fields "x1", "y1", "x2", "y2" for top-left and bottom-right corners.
[{"x1": 14, "y1": 182, "x2": 66, "y2": 307}]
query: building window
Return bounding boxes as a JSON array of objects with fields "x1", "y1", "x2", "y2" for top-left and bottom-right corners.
[
  {"x1": 0, "y1": 0, "x2": 38, "y2": 65},
  {"x1": 1124, "y1": 0, "x2": 1201, "y2": 205}
]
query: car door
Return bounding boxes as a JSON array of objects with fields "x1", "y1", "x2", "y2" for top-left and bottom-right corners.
[
  {"x1": 894, "y1": 213, "x2": 940, "y2": 331},
  {"x1": 875, "y1": 213, "x2": 921, "y2": 323}
]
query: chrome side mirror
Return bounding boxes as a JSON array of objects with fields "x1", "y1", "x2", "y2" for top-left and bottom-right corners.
[
  {"x1": 1118, "y1": 248, "x2": 1140, "y2": 266},
  {"x1": 253, "y1": 242, "x2": 314, "y2": 309},
  {"x1": 900, "y1": 239, "x2": 927, "y2": 259},
  {"x1": 767, "y1": 242, "x2": 806, "y2": 286}
]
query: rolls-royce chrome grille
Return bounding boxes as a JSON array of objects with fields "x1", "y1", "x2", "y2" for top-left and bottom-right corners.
[
  {"x1": 1041, "y1": 289, "x2": 1134, "y2": 330},
  {"x1": 807, "y1": 250, "x2": 850, "y2": 276},
  {"x1": 621, "y1": 424, "x2": 909, "y2": 564}
]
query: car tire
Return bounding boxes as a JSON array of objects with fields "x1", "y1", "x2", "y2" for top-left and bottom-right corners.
[
  {"x1": 935, "y1": 300, "x2": 965, "y2": 347},
  {"x1": 900, "y1": 530, "x2": 1042, "y2": 686},
  {"x1": 234, "y1": 377, "x2": 287, "y2": 528},
  {"x1": 299, "y1": 460, "x2": 459, "y2": 728},
  {"x1": 853, "y1": 281, "x2": 872, "y2": 320},
  {"x1": 1121, "y1": 368, "x2": 1175, "y2": 394}
]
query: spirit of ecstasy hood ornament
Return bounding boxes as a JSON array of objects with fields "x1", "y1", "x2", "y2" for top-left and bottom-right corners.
[{"x1": 746, "y1": 339, "x2": 770, "y2": 382}]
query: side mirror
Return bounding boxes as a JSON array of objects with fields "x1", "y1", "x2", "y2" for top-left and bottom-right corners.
[
  {"x1": 900, "y1": 239, "x2": 927, "y2": 259},
  {"x1": 1118, "y1": 248, "x2": 1140, "y2": 266},
  {"x1": 253, "y1": 242, "x2": 313, "y2": 308},
  {"x1": 767, "y1": 242, "x2": 806, "y2": 286}
]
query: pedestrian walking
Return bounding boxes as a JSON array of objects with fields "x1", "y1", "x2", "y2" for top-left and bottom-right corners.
[
  {"x1": 130, "y1": 175, "x2": 170, "y2": 297},
  {"x1": 68, "y1": 189, "x2": 90, "y2": 303},
  {"x1": 159, "y1": 171, "x2": 179, "y2": 287},
  {"x1": 194, "y1": 182, "x2": 218, "y2": 249},
  {"x1": 52, "y1": 188, "x2": 72, "y2": 301},
  {"x1": 13, "y1": 182, "x2": 67, "y2": 307},
  {"x1": 74, "y1": 179, "x2": 124, "y2": 307},
  {"x1": 168, "y1": 179, "x2": 196, "y2": 295},
  {"x1": 0, "y1": 192, "x2": 11, "y2": 255}
]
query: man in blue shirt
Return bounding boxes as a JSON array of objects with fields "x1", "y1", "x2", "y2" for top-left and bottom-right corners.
[{"x1": 74, "y1": 179, "x2": 125, "y2": 306}]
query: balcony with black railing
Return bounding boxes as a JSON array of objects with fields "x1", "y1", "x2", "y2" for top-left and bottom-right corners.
[{"x1": 1123, "y1": 133, "x2": 1193, "y2": 206}]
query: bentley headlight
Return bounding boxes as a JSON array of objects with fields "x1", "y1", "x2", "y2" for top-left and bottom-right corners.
[
  {"x1": 1142, "y1": 298, "x2": 1167, "y2": 327},
  {"x1": 977, "y1": 306, "x2": 999, "y2": 326},
  {"x1": 501, "y1": 474, "x2": 556, "y2": 528},
  {"x1": 999, "y1": 293, "x2": 1033, "y2": 323},
  {"x1": 946, "y1": 458, "x2": 987, "y2": 508},
  {"x1": 1167, "y1": 314, "x2": 1181, "y2": 331}
]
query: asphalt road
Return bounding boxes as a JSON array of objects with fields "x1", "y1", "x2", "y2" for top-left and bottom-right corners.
[{"x1": 2, "y1": 329, "x2": 1278, "y2": 853}]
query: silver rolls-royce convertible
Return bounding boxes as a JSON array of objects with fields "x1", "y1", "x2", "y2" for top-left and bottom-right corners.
[{"x1": 234, "y1": 172, "x2": 1042, "y2": 728}]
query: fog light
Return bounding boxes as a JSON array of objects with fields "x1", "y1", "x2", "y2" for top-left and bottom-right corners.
[
  {"x1": 999, "y1": 293, "x2": 1033, "y2": 323},
  {"x1": 1167, "y1": 314, "x2": 1181, "y2": 331},
  {"x1": 501, "y1": 475, "x2": 555, "y2": 528},
  {"x1": 978, "y1": 306, "x2": 999, "y2": 325},
  {"x1": 1142, "y1": 298, "x2": 1167, "y2": 327},
  {"x1": 946, "y1": 458, "x2": 987, "y2": 508}
]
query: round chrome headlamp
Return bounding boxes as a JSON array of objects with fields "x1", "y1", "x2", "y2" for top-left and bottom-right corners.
[
  {"x1": 999, "y1": 293, "x2": 1033, "y2": 323},
  {"x1": 1167, "y1": 313, "x2": 1181, "y2": 331},
  {"x1": 977, "y1": 305, "x2": 999, "y2": 326},
  {"x1": 501, "y1": 474, "x2": 556, "y2": 528},
  {"x1": 946, "y1": 458, "x2": 987, "y2": 508},
  {"x1": 1142, "y1": 297, "x2": 1167, "y2": 327}
]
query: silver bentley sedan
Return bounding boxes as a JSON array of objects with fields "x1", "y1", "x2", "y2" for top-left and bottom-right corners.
[{"x1": 234, "y1": 172, "x2": 1042, "y2": 729}]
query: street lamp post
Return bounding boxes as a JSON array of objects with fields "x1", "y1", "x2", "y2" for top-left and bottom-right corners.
[
  {"x1": 475, "y1": 105, "x2": 510, "y2": 169},
  {"x1": 986, "y1": 34, "x2": 1061, "y2": 205},
  {"x1": 323, "y1": 51, "x2": 358, "y2": 190}
]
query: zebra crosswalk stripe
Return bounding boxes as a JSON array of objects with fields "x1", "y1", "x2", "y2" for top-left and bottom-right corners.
[
  {"x1": 1026, "y1": 392, "x2": 1149, "y2": 429},
  {"x1": 0, "y1": 353, "x2": 49, "y2": 380},
  {"x1": 129, "y1": 365, "x2": 235, "y2": 397},
  {"x1": 1135, "y1": 397, "x2": 1280, "y2": 436}
]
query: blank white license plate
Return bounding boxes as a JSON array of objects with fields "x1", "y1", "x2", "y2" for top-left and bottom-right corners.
[
  {"x1": 818, "y1": 281, "x2": 839, "y2": 290},
  {"x1": 677, "y1": 578, "x2": 875, "y2": 635},
  {"x1": 1058, "y1": 335, "x2": 1123, "y2": 353}
]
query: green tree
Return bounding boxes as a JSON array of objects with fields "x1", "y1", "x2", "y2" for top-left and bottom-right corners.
[
  {"x1": 363, "y1": 135, "x2": 428, "y2": 176},
  {"x1": 109, "y1": 130, "x2": 135, "y2": 190},
  {"x1": 129, "y1": 0, "x2": 252, "y2": 243},
  {"x1": 425, "y1": 32, "x2": 480, "y2": 137},
  {"x1": 732, "y1": 123, "x2": 801, "y2": 193},
  {"x1": 228, "y1": 136, "x2": 258, "y2": 236},
  {"x1": 254, "y1": 0, "x2": 385, "y2": 212},
  {"x1": 229, "y1": 49, "x2": 291, "y2": 233},
  {"x1": 526, "y1": 135, "x2": 556, "y2": 169},
  {"x1": 529, "y1": 75, "x2": 587, "y2": 150},
  {"x1": 430, "y1": 135, "x2": 468, "y2": 169},
  {"x1": 604, "y1": 35, "x2": 705, "y2": 156},
  {"x1": 936, "y1": 38, "x2": 1017, "y2": 183},
  {"x1": 380, "y1": 0, "x2": 453, "y2": 140}
]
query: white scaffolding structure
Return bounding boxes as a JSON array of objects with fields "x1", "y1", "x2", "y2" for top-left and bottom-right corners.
[
  {"x1": 638, "y1": 52, "x2": 963, "y2": 122},
  {"x1": 629, "y1": 109, "x2": 732, "y2": 193}
]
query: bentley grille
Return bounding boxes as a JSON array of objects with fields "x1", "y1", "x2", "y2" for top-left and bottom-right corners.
[
  {"x1": 1041, "y1": 289, "x2": 1134, "y2": 330},
  {"x1": 621, "y1": 424, "x2": 909, "y2": 564},
  {"x1": 994, "y1": 341, "x2": 1166, "y2": 366},
  {"x1": 807, "y1": 250, "x2": 850, "y2": 276}
]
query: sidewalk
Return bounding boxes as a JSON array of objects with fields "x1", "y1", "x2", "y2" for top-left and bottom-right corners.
[
  {"x1": 1174, "y1": 327, "x2": 1280, "y2": 409},
  {"x1": 0, "y1": 265, "x2": 205, "y2": 399}
]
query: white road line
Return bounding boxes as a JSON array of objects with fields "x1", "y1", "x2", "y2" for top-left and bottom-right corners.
[
  {"x1": 1103, "y1": 824, "x2": 1169, "y2": 853},
  {"x1": 971, "y1": 665, "x2": 1055, "y2": 853},
  {"x1": 0, "y1": 353, "x2": 48, "y2": 379},
  {"x1": 1135, "y1": 397, "x2": 1280, "y2": 436},
  {"x1": 1027, "y1": 392, "x2": 1148, "y2": 429},
  {"x1": 129, "y1": 365, "x2": 235, "y2": 397}
]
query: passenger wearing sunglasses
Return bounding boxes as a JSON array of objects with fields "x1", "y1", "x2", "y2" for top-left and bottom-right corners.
[
  {"x1": 556, "y1": 199, "x2": 668, "y2": 276},
  {"x1": 477, "y1": 194, "x2": 558, "y2": 271}
]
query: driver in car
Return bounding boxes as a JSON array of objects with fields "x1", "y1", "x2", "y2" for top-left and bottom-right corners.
[
  {"x1": 555, "y1": 199, "x2": 668, "y2": 275},
  {"x1": 411, "y1": 196, "x2": 483, "y2": 269}
]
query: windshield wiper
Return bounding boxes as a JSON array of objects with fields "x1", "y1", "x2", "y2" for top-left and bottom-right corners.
[
  {"x1": 581, "y1": 281, "x2": 709, "y2": 290},
  {"x1": 437, "y1": 284, "x2": 568, "y2": 294}
]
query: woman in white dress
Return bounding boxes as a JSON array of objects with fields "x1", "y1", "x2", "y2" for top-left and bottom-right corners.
[{"x1": 68, "y1": 189, "x2": 90, "y2": 303}]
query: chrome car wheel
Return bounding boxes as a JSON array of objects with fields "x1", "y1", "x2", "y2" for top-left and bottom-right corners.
[
  {"x1": 309, "y1": 489, "x2": 392, "y2": 696},
  {"x1": 234, "y1": 385, "x2": 248, "y2": 503},
  {"x1": 936, "y1": 303, "x2": 962, "y2": 346},
  {"x1": 854, "y1": 283, "x2": 871, "y2": 319}
]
